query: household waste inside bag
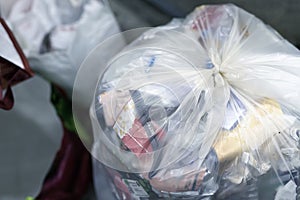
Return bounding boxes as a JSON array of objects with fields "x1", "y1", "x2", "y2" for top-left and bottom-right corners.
[{"x1": 86, "y1": 4, "x2": 300, "y2": 199}]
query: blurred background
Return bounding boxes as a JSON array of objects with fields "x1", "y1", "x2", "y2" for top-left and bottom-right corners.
[
  {"x1": 0, "y1": 0, "x2": 300, "y2": 199},
  {"x1": 109, "y1": 0, "x2": 300, "y2": 46}
]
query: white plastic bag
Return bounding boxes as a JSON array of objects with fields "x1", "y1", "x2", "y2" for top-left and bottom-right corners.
[
  {"x1": 0, "y1": 0, "x2": 121, "y2": 198},
  {"x1": 6, "y1": 0, "x2": 120, "y2": 96}
]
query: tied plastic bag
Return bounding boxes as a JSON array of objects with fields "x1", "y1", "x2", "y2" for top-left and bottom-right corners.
[
  {"x1": 84, "y1": 4, "x2": 300, "y2": 199},
  {"x1": 0, "y1": 18, "x2": 33, "y2": 110},
  {"x1": 6, "y1": 0, "x2": 120, "y2": 96}
]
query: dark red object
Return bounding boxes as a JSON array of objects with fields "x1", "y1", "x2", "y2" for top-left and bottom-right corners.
[
  {"x1": 36, "y1": 127, "x2": 92, "y2": 200},
  {"x1": 0, "y1": 18, "x2": 92, "y2": 200},
  {"x1": 0, "y1": 18, "x2": 33, "y2": 110}
]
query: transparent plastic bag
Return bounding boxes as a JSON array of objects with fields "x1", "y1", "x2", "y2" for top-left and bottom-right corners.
[{"x1": 86, "y1": 4, "x2": 300, "y2": 199}]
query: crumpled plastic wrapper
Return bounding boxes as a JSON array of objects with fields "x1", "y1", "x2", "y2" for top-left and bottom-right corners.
[{"x1": 89, "y1": 4, "x2": 300, "y2": 200}]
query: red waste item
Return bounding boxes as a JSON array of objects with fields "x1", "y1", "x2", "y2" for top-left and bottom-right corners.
[{"x1": 122, "y1": 119, "x2": 166, "y2": 157}]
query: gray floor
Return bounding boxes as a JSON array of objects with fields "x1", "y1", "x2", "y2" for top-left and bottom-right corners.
[{"x1": 0, "y1": 77, "x2": 62, "y2": 199}]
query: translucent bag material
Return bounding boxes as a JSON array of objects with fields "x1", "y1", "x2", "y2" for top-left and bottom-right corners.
[{"x1": 89, "y1": 4, "x2": 300, "y2": 200}]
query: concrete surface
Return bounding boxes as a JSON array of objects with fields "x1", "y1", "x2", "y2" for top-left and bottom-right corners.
[{"x1": 0, "y1": 76, "x2": 62, "y2": 199}]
